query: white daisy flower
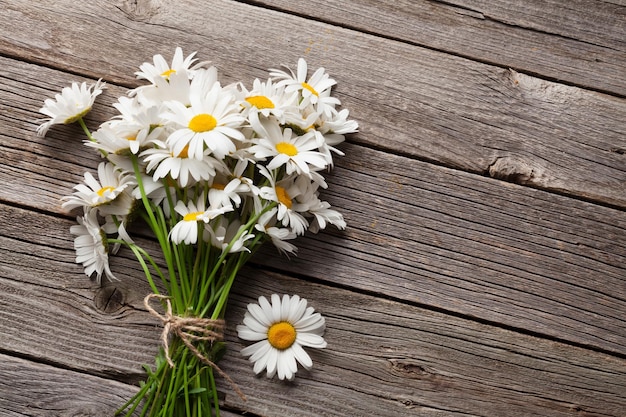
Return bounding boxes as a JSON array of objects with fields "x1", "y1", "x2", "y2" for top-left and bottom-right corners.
[
  {"x1": 69, "y1": 209, "x2": 117, "y2": 283},
  {"x1": 258, "y1": 167, "x2": 309, "y2": 235},
  {"x1": 239, "y1": 78, "x2": 299, "y2": 123},
  {"x1": 141, "y1": 140, "x2": 222, "y2": 187},
  {"x1": 208, "y1": 178, "x2": 247, "y2": 209},
  {"x1": 249, "y1": 113, "x2": 328, "y2": 176},
  {"x1": 205, "y1": 217, "x2": 255, "y2": 254},
  {"x1": 87, "y1": 122, "x2": 161, "y2": 156},
  {"x1": 37, "y1": 79, "x2": 106, "y2": 137},
  {"x1": 310, "y1": 107, "x2": 358, "y2": 164},
  {"x1": 293, "y1": 175, "x2": 346, "y2": 233},
  {"x1": 169, "y1": 193, "x2": 232, "y2": 244},
  {"x1": 134, "y1": 69, "x2": 193, "y2": 107},
  {"x1": 163, "y1": 79, "x2": 245, "y2": 160},
  {"x1": 270, "y1": 58, "x2": 339, "y2": 117},
  {"x1": 135, "y1": 47, "x2": 199, "y2": 84},
  {"x1": 237, "y1": 294, "x2": 326, "y2": 381},
  {"x1": 255, "y1": 208, "x2": 298, "y2": 256},
  {"x1": 62, "y1": 162, "x2": 135, "y2": 216}
]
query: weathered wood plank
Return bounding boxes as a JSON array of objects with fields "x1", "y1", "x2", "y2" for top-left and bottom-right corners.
[
  {"x1": 1, "y1": 1, "x2": 625, "y2": 207},
  {"x1": 0, "y1": 354, "x2": 244, "y2": 417},
  {"x1": 241, "y1": 0, "x2": 626, "y2": 96},
  {"x1": 2, "y1": 56, "x2": 626, "y2": 356},
  {"x1": 0, "y1": 354, "x2": 141, "y2": 417},
  {"x1": 0, "y1": 223, "x2": 625, "y2": 416}
]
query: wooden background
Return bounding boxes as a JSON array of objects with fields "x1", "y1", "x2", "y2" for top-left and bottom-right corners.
[{"x1": 1, "y1": 0, "x2": 625, "y2": 416}]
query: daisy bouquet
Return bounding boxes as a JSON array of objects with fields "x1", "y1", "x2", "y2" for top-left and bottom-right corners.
[{"x1": 37, "y1": 48, "x2": 357, "y2": 416}]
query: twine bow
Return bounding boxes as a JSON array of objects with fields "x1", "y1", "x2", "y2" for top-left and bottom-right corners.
[{"x1": 144, "y1": 293, "x2": 246, "y2": 401}]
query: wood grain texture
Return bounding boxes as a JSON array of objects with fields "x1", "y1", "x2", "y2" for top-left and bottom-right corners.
[
  {"x1": 1, "y1": 1, "x2": 624, "y2": 208},
  {"x1": 2, "y1": 1, "x2": 626, "y2": 415},
  {"x1": 1, "y1": 214, "x2": 625, "y2": 416},
  {"x1": 0, "y1": 354, "x2": 141, "y2": 417},
  {"x1": 242, "y1": 0, "x2": 626, "y2": 96},
  {"x1": 0, "y1": 354, "x2": 244, "y2": 417},
  {"x1": 2, "y1": 56, "x2": 625, "y2": 357}
]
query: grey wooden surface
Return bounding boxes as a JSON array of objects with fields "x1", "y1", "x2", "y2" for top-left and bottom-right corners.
[{"x1": 1, "y1": 1, "x2": 625, "y2": 416}]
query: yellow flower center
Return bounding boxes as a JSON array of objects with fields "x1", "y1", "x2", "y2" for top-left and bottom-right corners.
[
  {"x1": 245, "y1": 95, "x2": 275, "y2": 109},
  {"x1": 126, "y1": 135, "x2": 137, "y2": 141},
  {"x1": 211, "y1": 182, "x2": 226, "y2": 190},
  {"x1": 301, "y1": 82, "x2": 319, "y2": 97},
  {"x1": 275, "y1": 142, "x2": 298, "y2": 156},
  {"x1": 183, "y1": 211, "x2": 204, "y2": 222},
  {"x1": 188, "y1": 114, "x2": 217, "y2": 133},
  {"x1": 97, "y1": 186, "x2": 115, "y2": 197},
  {"x1": 267, "y1": 322, "x2": 296, "y2": 350},
  {"x1": 275, "y1": 186, "x2": 292, "y2": 209},
  {"x1": 161, "y1": 69, "x2": 176, "y2": 78}
]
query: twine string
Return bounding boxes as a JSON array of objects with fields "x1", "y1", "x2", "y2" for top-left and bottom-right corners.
[{"x1": 144, "y1": 293, "x2": 246, "y2": 401}]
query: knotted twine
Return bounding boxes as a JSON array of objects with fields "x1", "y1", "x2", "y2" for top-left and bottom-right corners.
[{"x1": 144, "y1": 293, "x2": 246, "y2": 401}]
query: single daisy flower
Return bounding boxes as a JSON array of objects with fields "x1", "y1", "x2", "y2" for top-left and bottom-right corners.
[
  {"x1": 69, "y1": 209, "x2": 117, "y2": 283},
  {"x1": 255, "y1": 208, "x2": 298, "y2": 256},
  {"x1": 135, "y1": 47, "x2": 199, "y2": 84},
  {"x1": 141, "y1": 140, "x2": 222, "y2": 187},
  {"x1": 133, "y1": 68, "x2": 193, "y2": 107},
  {"x1": 87, "y1": 122, "x2": 161, "y2": 156},
  {"x1": 239, "y1": 78, "x2": 299, "y2": 123},
  {"x1": 270, "y1": 58, "x2": 339, "y2": 117},
  {"x1": 163, "y1": 80, "x2": 245, "y2": 160},
  {"x1": 294, "y1": 175, "x2": 346, "y2": 233},
  {"x1": 208, "y1": 178, "x2": 247, "y2": 209},
  {"x1": 169, "y1": 193, "x2": 232, "y2": 244},
  {"x1": 258, "y1": 167, "x2": 309, "y2": 235},
  {"x1": 310, "y1": 107, "x2": 358, "y2": 164},
  {"x1": 37, "y1": 79, "x2": 106, "y2": 137},
  {"x1": 237, "y1": 294, "x2": 326, "y2": 381},
  {"x1": 204, "y1": 217, "x2": 255, "y2": 254},
  {"x1": 249, "y1": 113, "x2": 328, "y2": 176},
  {"x1": 62, "y1": 162, "x2": 135, "y2": 216}
]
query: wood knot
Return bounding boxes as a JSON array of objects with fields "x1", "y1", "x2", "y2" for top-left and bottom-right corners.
[
  {"x1": 116, "y1": 0, "x2": 160, "y2": 22},
  {"x1": 487, "y1": 155, "x2": 544, "y2": 185},
  {"x1": 94, "y1": 284, "x2": 125, "y2": 313}
]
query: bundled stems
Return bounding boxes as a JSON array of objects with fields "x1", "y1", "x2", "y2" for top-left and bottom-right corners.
[{"x1": 115, "y1": 158, "x2": 269, "y2": 417}]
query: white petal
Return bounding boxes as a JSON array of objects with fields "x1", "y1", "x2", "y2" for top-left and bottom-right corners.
[
  {"x1": 296, "y1": 333, "x2": 327, "y2": 349},
  {"x1": 242, "y1": 315, "x2": 268, "y2": 334},
  {"x1": 271, "y1": 294, "x2": 282, "y2": 322},
  {"x1": 265, "y1": 347, "x2": 278, "y2": 378},
  {"x1": 237, "y1": 327, "x2": 267, "y2": 342},
  {"x1": 246, "y1": 304, "x2": 269, "y2": 329},
  {"x1": 291, "y1": 343, "x2": 313, "y2": 370}
]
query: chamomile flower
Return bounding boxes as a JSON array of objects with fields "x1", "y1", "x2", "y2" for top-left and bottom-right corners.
[
  {"x1": 255, "y1": 208, "x2": 298, "y2": 255},
  {"x1": 249, "y1": 113, "x2": 328, "y2": 176},
  {"x1": 310, "y1": 108, "x2": 358, "y2": 164},
  {"x1": 141, "y1": 140, "x2": 222, "y2": 187},
  {"x1": 164, "y1": 80, "x2": 245, "y2": 160},
  {"x1": 134, "y1": 69, "x2": 193, "y2": 107},
  {"x1": 294, "y1": 175, "x2": 346, "y2": 233},
  {"x1": 205, "y1": 218, "x2": 255, "y2": 254},
  {"x1": 135, "y1": 47, "x2": 199, "y2": 84},
  {"x1": 237, "y1": 294, "x2": 326, "y2": 381},
  {"x1": 37, "y1": 79, "x2": 106, "y2": 137},
  {"x1": 169, "y1": 193, "x2": 232, "y2": 244},
  {"x1": 62, "y1": 162, "x2": 135, "y2": 216},
  {"x1": 259, "y1": 167, "x2": 309, "y2": 235},
  {"x1": 240, "y1": 78, "x2": 299, "y2": 123},
  {"x1": 69, "y1": 209, "x2": 116, "y2": 283},
  {"x1": 88, "y1": 122, "x2": 160, "y2": 155},
  {"x1": 270, "y1": 58, "x2": 339, "y2": 117},
  {"x1": 208, "y1": 178, "x2": 247, "y2": 209}
]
